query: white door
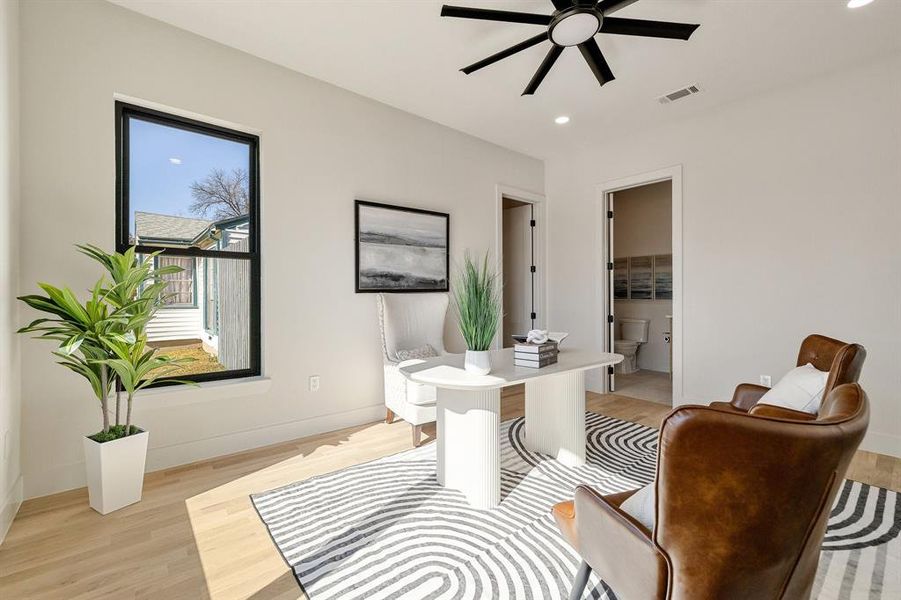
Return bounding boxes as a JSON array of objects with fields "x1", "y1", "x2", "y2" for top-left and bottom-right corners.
[
  {"x1": 502, "y1": 203, "x2": 534, "y2": 347},
  {"x1": 606, "y1": 193, "x2": 616, "y2": 391}
]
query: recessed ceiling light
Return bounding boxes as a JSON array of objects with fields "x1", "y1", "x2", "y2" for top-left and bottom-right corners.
[
  {"x1": 168, "y1": 157, "x2": 182, "y2": 165},
  {"x1": 847, "y1": 0, "x2": 875, "y2": 7},
  {"x1": 554, "y1": 116, "x2": 571, "y2": 125}
]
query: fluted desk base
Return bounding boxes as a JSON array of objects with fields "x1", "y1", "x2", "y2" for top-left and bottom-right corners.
[
  {"x1": 436, "y1": 387, "x2": 501, "y2": 509},
  {"x1": 401, "y1": 348, "x2": 622, "y2": 509}
]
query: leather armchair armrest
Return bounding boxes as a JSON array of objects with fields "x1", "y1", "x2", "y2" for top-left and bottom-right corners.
[
  {"x1": 729, "y1": 383, "x2": 770, "y2": 412},
  {"x1": 749, "y1": 404, "x2": 817, "y2": 421},
  {"x1": 572, "y1": 485, "x2": 668, "y2": 600},
  {"x1": 708, "y1": 401, "x2": 745, "y2": 414}
]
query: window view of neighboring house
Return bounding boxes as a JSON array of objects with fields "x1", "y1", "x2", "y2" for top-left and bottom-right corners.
[
  {"x1": 133, "y1": 212, "x2": 251, "y2": 373},
  {"x1": 117, "y1": 103, "x2": 260, "y2": 382}
]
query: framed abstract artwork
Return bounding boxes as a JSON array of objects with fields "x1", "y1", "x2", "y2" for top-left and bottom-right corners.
[
  {"x1": 613, "y1": 258, "x2": 629, "y2": 300},
  {"x1": 354, "y1": 200, "x2": 450, "y2": 293},
  {"x1": 629, "y1": 256, "x2": 653, "y2": 300},
  {"x1": 654, "y1": 254, "x2": 673, "y2": 300}
]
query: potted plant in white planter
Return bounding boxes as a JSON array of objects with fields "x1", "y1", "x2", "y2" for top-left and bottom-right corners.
[
  {"x1": 18, "y1": 245, "x2": 193, "y2": 514},
  {"x1": 453, "y1": 252, "x2": 500, "y2": 375}
]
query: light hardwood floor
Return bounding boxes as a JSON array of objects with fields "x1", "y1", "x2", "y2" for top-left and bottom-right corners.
[
  {"x1": 612, "y1": 370, "x2": 673, "y2": 405},
  {"x1": 1, "y1": 390, "x2": 898, "y2": 599}
]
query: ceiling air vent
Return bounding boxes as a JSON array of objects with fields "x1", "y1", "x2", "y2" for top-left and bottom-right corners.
[{"x1": 658, "y1": 84, "x2": 701, "y2": 104}]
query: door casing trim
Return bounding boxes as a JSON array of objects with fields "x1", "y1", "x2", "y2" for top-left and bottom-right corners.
[
  {"x1": 596, "y1": 165, "x2": 683, "y2": 406},
  {"x1": 495, "y1": 184, "x2": 547, "y2": 350}
]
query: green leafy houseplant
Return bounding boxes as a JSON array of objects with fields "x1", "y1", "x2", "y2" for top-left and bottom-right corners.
[
  {"x1": 18, "y1": 245, "x2": 194, "y2": 442},
  {"x1": 453, "y1": 252, "x2": 500, "y2": 375}
]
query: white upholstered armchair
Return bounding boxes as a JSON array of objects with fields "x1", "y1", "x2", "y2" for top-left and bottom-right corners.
[{"x1": 376, "y1": 293, "x2": 449, "y2": 446}]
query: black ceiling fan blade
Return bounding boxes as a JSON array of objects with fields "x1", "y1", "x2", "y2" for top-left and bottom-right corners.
[
  {"x1": 462, "y1": 33, "x2": 549, "y2": 75},
  {"x1": 601, "y1": 17, "x2": 699, "y2": 40},
  {"x1": 596, "y1": 0, "x2": 639, "y2": 14},
  {"x1": 440, "y1": 5, "x2": 552, "y2": 26},
  {"x1": 550, "y1": 0, "x2": 573, "y2": 10},
  {"x1": 522, "y1": 45, "x2": 563, "y2": 96},
  {"x1": 578, "y1": 39, "x2": 615, "y2": 86}
]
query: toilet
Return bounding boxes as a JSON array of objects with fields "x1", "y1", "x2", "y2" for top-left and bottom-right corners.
[{"x1": 613, "y1": 318, "x2": 650, "y2": 374}]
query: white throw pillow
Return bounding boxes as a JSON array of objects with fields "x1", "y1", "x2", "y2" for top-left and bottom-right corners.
[
  {"x1": 620, "y1": 483, "x2": 655, "y2": 532},
  {"x1": 757, "y1": 363, "x2": 829, "y2": 414},
  {"x1": 395, "y1": 344, "x2": 438, "y2": 362}
]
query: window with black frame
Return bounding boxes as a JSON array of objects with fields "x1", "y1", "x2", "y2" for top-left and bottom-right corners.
[{"x1": 116, "y1": 102, "x2": 260, "y2": 383}]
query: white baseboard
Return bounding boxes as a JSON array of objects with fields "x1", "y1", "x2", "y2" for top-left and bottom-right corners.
[
  {"x1": 585, "y1": 371, "x2": 604, "y2": 394},
  {"x1": 0, "y1": 475, "x2": 23, "y2": 545},
  {"x1": 24, "y1": 403, "x2": 386, "y2": 500},
  {"x1": 144, "y1": 403, "x2": 386, "y2": 472},
  {"x1": 860, "y1": 431, "x2": 901, "y2": 459}
]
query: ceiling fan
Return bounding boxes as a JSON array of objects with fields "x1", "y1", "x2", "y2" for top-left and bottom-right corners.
[{"x1": 440, "y1": 0, "x2": 700, "y2": 95}]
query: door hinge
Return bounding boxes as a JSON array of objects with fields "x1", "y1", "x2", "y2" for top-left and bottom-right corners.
[
  {"x1": 530, "y1": 265, "x2": 536, "y2": 273},
  {"x1": 607, "y1": 262, "x2": 613, "y2": 270},
  {"x1": 530, "y1": 219, "x2": 536, "y2": 227},
  {"x1": 530, "y1": 312, "x2": 537, "y2": 320},
  {"x1": 607, "y1": 315, "x2": 614, "y2": 324},
  {"x1": 607, "y1": 210, "x2": 613, "y2": 219}
]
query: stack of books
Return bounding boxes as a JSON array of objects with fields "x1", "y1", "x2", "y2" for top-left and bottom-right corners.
[{"x1": 514, "y1": 341, "x2": 559, "y2": 368}]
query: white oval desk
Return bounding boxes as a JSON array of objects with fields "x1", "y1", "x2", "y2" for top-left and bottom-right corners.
[{"x1": 399, "y1": 348, "x2": 623, "y2": 509}]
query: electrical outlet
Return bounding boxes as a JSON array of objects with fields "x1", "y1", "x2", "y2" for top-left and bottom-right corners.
[
  {"x1": 760, "y1": 375, "x2": 772, "y2": 387},
  {"x1": 309, "y1": 375, "x2": 320, "y2": 392}
]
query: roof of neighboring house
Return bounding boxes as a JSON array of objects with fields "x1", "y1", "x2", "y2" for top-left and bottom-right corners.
[{"x1": 134, "y1": 211, "x2": 212, "y2": 244}]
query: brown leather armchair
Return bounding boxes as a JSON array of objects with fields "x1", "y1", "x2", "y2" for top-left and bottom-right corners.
[
  {"x1": 553, "y1": 383, "x2": 869, "y2": 600},
  {"x1": 710, "y1": 334, "x2": 865, "y2": 415}
]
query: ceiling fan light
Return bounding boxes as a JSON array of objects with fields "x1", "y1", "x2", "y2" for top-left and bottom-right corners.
[
  {"x1": 549, "y1": 12, "x2": 601, "y2": 47},
  {"x1": 847, "y1": 0, "x2": 875, "y2": 7}
]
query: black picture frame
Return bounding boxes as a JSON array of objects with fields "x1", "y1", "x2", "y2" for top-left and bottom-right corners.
[
  {"x1": 115, "y1": 101, "x2": 261, "y2": 385},
  {"x1": 354, "y1": 200, "x2": 450, "y2": 293}
]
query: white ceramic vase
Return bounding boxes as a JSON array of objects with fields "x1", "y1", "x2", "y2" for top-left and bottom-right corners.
[
  {"x1": 83, "y1": 429, "x2": 149, "y2": 515},
  {"x1": 464, "y1": 350, "x2": 491, "y2": 375}
]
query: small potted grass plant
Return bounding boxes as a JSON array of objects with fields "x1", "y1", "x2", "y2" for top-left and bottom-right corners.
[
  {"x1": 453, "y1": 252, "x2": 500, "y2": 375},
  {"x1": 18, "y1": 245, "x2": 193, "y2": 514}
]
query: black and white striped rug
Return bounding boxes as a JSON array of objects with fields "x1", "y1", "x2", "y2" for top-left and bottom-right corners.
[{"x1": 251, "y1": 413, "x2": 900, "y2": 599}]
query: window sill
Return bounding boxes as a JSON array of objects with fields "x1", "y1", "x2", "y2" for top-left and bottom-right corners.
[{"x1": 134, "y1": 375, "x2": 271, "y2": 408}]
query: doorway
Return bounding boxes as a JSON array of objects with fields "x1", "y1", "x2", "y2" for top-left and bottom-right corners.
[
  {"x1": 501, "y1": 198, "x2": 534, "y2": 347},
  {"x1": 496, "y1": 186, "x2": 545, "y2": 349},
  {"x1": 600, "y1": 167, "x2": 682, "y2": 406}
]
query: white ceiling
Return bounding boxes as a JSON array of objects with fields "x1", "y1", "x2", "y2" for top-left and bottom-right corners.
[{"x1": 110, "y1": 0, "x2": 901, "y2": 160}]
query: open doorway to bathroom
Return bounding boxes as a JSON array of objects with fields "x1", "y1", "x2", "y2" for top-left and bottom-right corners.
[{"x1": 606, "y1": 181, "x2": 673, "y2": 405}]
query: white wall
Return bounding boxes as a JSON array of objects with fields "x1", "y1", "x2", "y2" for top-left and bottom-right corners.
[
  {"x1": 0, "y1": 0, "x2": 22, "y2": 540},
  {"x1": 613, "y1": 182, "x2": 672, "y2": 258},
  {"x1": 547, "y1": 54, "x2": 901, "y2": 457},
  {"x1": 613, "y1": 181, "x2": 672, "y2": 373},
  {"x1": 18, "y1": 0, "x2": 543, "y2": 498}
]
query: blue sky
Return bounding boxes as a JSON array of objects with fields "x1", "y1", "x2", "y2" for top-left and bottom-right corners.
[{"x1": 128, "y1": 117, "x2": 250, "y2": 234}]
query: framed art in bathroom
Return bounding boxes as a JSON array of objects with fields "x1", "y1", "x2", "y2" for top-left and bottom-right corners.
[
  {"x1": 654, "y1": 254, "x2": 673, "y2": 300},
  {"x1": 613, "y1": 258, "x2": 629, "y2": 300},
  {"x1": 628, "y1": 256, "x2": 653, "y2": 300}
]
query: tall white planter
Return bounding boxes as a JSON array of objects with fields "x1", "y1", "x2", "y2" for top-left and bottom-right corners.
[{"x1": 83, "y1": 430, "x2": 149, "y2": 515}]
